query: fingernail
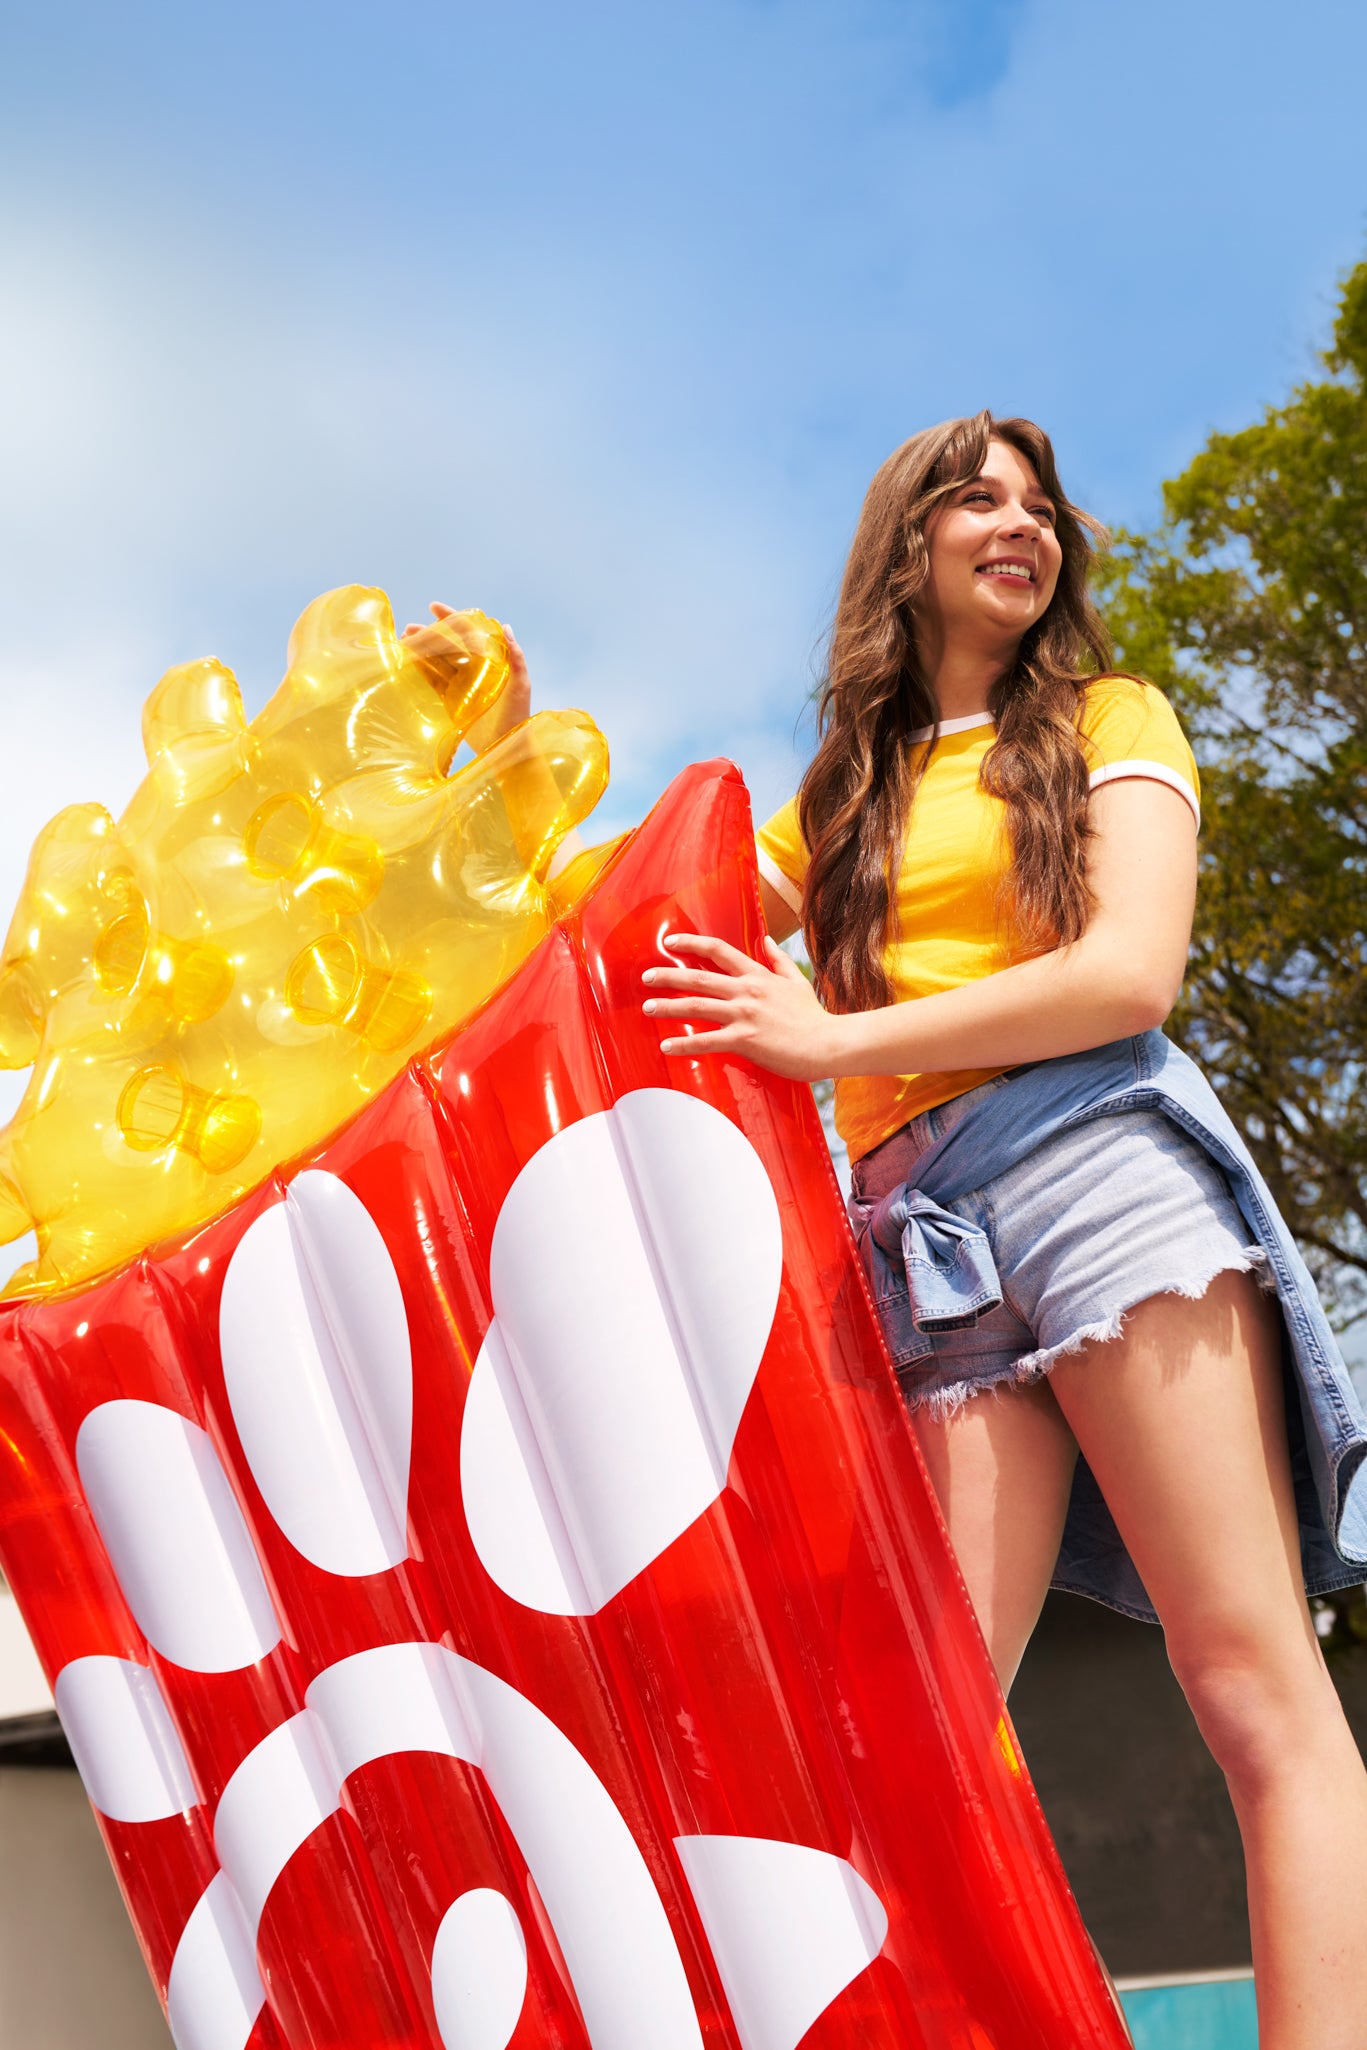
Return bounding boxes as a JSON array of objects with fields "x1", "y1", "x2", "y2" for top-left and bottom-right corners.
[
  {"x1": 643, "y1": 1001, "x2": 657, "y2": 1016},
  {"x1": 642, "y1": 969, "x2": 656, "y2": 983}
]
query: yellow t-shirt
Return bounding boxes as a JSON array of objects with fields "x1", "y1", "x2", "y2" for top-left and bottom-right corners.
[{"x1": 755, "y1": 678, "x2": 1200, "y2": 1163}]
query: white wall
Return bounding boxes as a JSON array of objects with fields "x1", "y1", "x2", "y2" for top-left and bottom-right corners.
[
  {"x1": 0, "y1": 1594, "x2": 170, "y2": 2043},
  {"x1": 0, "y1": 1766, "x2": 171, "y2": 2048}
]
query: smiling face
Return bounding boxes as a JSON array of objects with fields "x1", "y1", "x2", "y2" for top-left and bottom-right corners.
[{"x1": 919, "y1": 437, "x2": 1064, "y2": 673}]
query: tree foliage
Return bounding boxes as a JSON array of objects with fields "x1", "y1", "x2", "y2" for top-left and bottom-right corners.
[{"x1": 1097, "y1": 260, "x2": 1367, "y2": 1323}]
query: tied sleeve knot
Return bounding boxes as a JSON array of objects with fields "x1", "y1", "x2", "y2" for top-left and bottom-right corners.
[{"x1": 848, "y1": 1183, "x2": 1003, "y2": 1365}]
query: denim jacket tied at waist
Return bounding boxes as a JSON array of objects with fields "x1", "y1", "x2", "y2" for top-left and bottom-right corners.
[{"x1": 845, "y1": 1030, "x2": 1367, "y2": 1623}]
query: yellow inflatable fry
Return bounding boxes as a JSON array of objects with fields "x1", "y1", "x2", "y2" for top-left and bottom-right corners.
[{"x1": 0, "y1": 587, "x2": 610, "y2": 1296}]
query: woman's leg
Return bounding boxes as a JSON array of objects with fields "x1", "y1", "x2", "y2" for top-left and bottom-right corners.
[
  {"x1": 1047, "y1": 1268, "x2": 1367, "y2": 2050},
  {"x1": 912, "y1": 1377, "x2": 1078, "y2": 1693}
]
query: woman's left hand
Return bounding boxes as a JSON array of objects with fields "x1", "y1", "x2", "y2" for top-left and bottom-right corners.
[
  {"x1": 402, "y1": 602, "x2": 531, "y2": 751},
  {"x1": 642, "y1": 934, "x2": 843, "y2": 1081}
]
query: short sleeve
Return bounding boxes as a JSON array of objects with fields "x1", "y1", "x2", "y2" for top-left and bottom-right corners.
[
  {"x1": 755, "y1": 798, "x2": 807, "y2": 916},
  {"x1": 1078, "y1": 678, "x2": 1201, "y2": 829}
]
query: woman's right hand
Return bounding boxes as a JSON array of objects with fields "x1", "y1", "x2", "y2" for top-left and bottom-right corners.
[{"x1": 402, "y1": 602, "x2": 532, "y2": 752}]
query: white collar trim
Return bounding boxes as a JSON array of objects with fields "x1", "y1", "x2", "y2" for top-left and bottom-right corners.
[{"x1": 908, "y1": 709, "x2": 996, "y2": 744}]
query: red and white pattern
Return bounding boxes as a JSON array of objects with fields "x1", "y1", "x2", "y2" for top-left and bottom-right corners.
[{"x1": 0, "y1": 762, "x2": 1130, "y2": 2049}]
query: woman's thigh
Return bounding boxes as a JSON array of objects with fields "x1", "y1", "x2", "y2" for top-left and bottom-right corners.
[
  {"x1": 913, "y1": 1378, "x2": 1078, "y2": 1694},
  {"x1": 1046, "y1": 1268, "x2": 1328, "y2": 1764}
]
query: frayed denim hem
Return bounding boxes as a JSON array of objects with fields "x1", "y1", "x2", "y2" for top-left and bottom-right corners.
[{"x1": 902, "y1": 1244, "x2": 1271, "y2": 1423}]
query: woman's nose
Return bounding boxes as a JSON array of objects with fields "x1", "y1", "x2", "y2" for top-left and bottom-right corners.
[{"x1": 1001, "y1": 501, "x2": 1040, "y2": 538}]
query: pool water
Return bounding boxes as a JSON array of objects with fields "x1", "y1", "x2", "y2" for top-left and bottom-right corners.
[{"x1": 1119, "y1": 1975, "x2": 1257, "y2": 2048}]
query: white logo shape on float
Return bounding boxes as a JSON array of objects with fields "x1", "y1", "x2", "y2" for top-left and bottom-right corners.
[
  {"x1": 76, "y1": 1401, "x2": 282, "y2": 1673},
  {"x1": 55, "y1": 1655, "x2": 197, "y2": 1823},
  {"x1": 152, "y1": 1640, "x2": 885, "y2": 2050},
  {"x1": 431, "y1": 1889, "x2": 528, "y2": 2050},
  {"x1": 674, "y1": 1835, "x2": 888, "y2": 2050},
  {"x1": 460, "y1": 1090, "x2": 784, "y2": 1614},
  {"x1": 219, "y1": 1169, "x2": 414, "y2": 1578},
  {"x1": 163, "y1": 1640, "x2": 706, "y2": 2050},
  {"x1": 167, "y1": 1871, "x2": 263, "y2": 2050}
]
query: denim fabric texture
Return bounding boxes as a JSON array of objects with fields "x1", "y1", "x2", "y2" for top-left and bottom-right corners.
[
  {"x1": 846, "y1": 1030, "x2": 1367, "y2": 1624},
  {"x1": 856, "y1": 1099, "x2": 1266, "y2": 1395}
]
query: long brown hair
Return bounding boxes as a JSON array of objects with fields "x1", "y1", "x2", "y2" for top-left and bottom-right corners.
[{"x1": 798, "y1": 412, "x2": 1112, "y2": 1012}]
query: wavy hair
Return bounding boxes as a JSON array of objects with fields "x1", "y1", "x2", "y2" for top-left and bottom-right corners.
[{"x1": 797, "y1": 412, "x2": 1112, "y2": 1012}]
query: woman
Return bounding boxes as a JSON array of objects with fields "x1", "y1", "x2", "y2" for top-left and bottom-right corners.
[{"x1": 637, "y1": 414, "x2": 1367, "y2": 2050}]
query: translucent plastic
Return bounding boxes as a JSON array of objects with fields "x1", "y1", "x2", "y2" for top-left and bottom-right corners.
[
  {"x1": 0, "y1": 761, "x2": 1131, "y2": 2049},
  {"x1": 0, "y1": 586, "x2": 609, "y2": 1296}
]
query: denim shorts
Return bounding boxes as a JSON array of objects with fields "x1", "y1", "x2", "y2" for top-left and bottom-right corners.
[{"x1": 850, "y1": 1074, "x2": 1268, "y2": 1418}]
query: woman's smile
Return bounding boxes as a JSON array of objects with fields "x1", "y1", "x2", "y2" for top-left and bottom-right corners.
[
  {"x1": 919, "y1": 438, "x2": 1064, "y2": 663},
  {"x1": 976, "y1": 555, "x2": 1036, "y2": 583}
]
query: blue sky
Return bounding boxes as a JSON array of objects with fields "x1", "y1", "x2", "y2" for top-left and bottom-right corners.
[{"x1": 2, "y1": 0, "x2": 1366, "y2": 889}]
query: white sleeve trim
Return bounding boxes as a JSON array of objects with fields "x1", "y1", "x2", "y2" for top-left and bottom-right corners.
[
  {"x1": 1088, "y1": 760, "x2": 1200, "y2": 830},
  {"x1": 756, "y1": 846, "x2": 803, "y2": 915}
]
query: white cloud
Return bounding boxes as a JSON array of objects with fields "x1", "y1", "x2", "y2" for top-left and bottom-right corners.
[
  {"x1": 0, "y1": 206, "x2": 833, "y2": 922},
  {"x1": 6, "y1": 0, "x2": 1367, "y2": 927}
]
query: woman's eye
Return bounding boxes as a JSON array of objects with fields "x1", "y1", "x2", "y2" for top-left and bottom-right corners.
[
  {"x1": 964, "y1": 491, "x2": 994, "y2": 505},
  {"x1": 1031, "y1": 504, "x2": 1057, "y2": 523}
]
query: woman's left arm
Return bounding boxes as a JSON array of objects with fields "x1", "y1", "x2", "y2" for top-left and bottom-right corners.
[
  {"x1": 402, "y1": 602, "x2": 532, "y2": 745},
  {"x1": 403, "y1": 603, "x2": 587, "y2": 877},
  {"x1": 642, "y1": 779, "x2": 1197, "y2": 1081}
]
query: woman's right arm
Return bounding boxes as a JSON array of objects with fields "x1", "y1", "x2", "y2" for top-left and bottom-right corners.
[
  {"x1": 645, "y1": 777, "x2": 1197, "y2": 1081},
  {"x1": 758, "y1": 876, "x2": 801, "y2": 943}
]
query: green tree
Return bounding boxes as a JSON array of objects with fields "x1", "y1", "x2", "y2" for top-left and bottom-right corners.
[{"x1": 1097, "y1": 259, "x2": 1367, "y2": 1324}]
